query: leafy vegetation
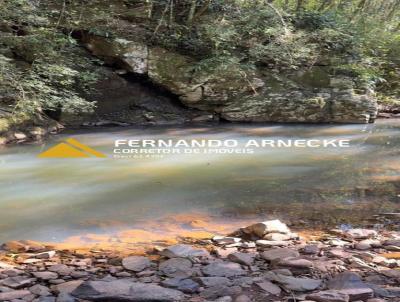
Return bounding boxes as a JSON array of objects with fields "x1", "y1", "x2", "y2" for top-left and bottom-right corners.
[{"x1": 0, "y1": 0, "x2": 399, "y2": 132}]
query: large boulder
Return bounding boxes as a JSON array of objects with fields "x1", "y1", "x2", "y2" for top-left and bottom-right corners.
[{"x1": 84, "y1": 36, "x2": 378, "y2": 124}]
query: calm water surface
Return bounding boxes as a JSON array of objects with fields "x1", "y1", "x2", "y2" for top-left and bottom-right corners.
[{"x1": 0, "y1": 120, "x2": 399, "y2": 242}]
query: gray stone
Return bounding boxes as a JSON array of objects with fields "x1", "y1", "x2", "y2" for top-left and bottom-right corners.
[
  {"x1": 122, "y1": 256, "x2": 151, "y2": 272},
  {"x1": 72, "y1": 280, "x2": 185, "y2": 301},
  {"x1": 30, "y1": 284, "x2": 51, "y2": 296},
  {"x1": 227, "y1": 252, "x2": 256, "y2": 266},
  {"x1": 32, "y1": 271, "x2": 58, "y2": 280},
  {"x1": 267, "y1": 273, "x2": 322, "y2": 292},
  {"x1": 278, "y1": 257, "x2": 313, "y2": 268},
  {"x1": 327, "y1": 272, "x2": 374, "y2": 301},
  {"x1": 261, "y1": 248, "x2": 300, "y2": 262},
  {"x1": 200, "y1": 285, "x2": 242, "y2": 299},
  {"x1": 196, "y1": 277, "x2": 231, "y2": 287},
  {"x1": 161, "y1": 278, "x2": 200, "y2": 293},
  {"x1": 56, "y1": 293, "x2": 76, "y2": 302},
  {"x1": 306, "y1": 290, "x2": 350, "y2": 302},
  {"x1": 160, "y1": 244, "x2": 209, "y2": 258},
  {"x1": 234, "y1": 295, "x2": 251, "y2": 302},
  {"x1": 256, "y1": 240, "x2": 289, "y2": 247},
  {"x1": 48, "y1": 265, "x2": 73, "y2": 276},
  {"x1": 0, "y1": 289, "x2": 31, "y2": 300},
  {"x1": 263, "y1": 233, "x2": 292, "y2": 241},
  {"x1": 302, "y1": 245, "x2": 320, "y2": 254},
  {"x1": 255, "y1": 280, "x2": 281, "y2": 295},
  {"x1": 202, "y1": 262, "x2": 246, "y2": 277},
  {"x1": 54, "y1": 280, "x2": 83, "y2": 294},
  {"x1": 159, "y1": 258, "x2": 193, "y2": 278},
  {"x1": 2, "y1": 276, "x2": 36, "y2": 289}
]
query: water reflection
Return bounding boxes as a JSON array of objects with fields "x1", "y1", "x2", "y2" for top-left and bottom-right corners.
[{"x1": 0, "y1": 120, "x2": 399, "y2": 242}]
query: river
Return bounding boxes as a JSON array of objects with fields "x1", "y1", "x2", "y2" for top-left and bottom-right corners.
[{"x1": 0, "y1": 120, "x2": 399, "y2": 244}]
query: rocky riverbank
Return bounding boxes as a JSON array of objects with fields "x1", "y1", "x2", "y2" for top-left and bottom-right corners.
[{"x1": 0, "y1": 219, "x2": 399, "y2": 302}]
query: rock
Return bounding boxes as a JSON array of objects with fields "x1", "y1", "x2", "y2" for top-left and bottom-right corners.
[
  {"x1": 366, "y1": 299, "x2": 386, "y2": 302},
  {"x1": 345, "y1": 229, "x2": 377, "y2": 239},
  {"x1": 261, "y1": 248, "x2": 300, "y2": 262},
  {"x1": 56, "y1": 293, "x2": 76, "y2": 302},
  {"x1": 159, "y1": 258, "x2": 193, "y2": 278},
  {"x1": 384, "y1": 239, "x2": 400, "y2": 247},
  {"x1": 122, "y1": 256, "x2": 151, "y2": 272},
  {"x1": 256, "y1": 240, "x2": 290, "y2": 247},
  {"x1": 213, "y1": 236, "x2": 242, "y2": 245},
  {"x1": 72, "y1": 280, "x2": 185, "y2": 301},
  {"x1": 0, "y1": 261, "x2": 15, "y2": 269},
  {"x1": 48, "y1": 265, "x2": 73, "y2": 276},
  {"x1": 379, "y1": 269, "x2": 400, "y2": 278},
  {"x1": 54, "y1": 280, "x2": 84, "y2": 294},
  {"x1": 202, "y1": 262, "x2": 246, "y2": 277},
  {"x1": 327, "y1": 272, "x2": 374, "y2": 301},
  {"x1": 33, "y1": 251, "x2": 56, "y2": 259},
  {"x1": 196, "y1": 277, "x2": 231, "y2": 287},
  {"x1": 161, "y1": 278, "x2": 200, "y2": 294},
  {"x1": 2, "y1": 276, "x2": 36, "y2": 289},
  {"x1": 200, "y1": 285, "x2": 242, "y2": 299},
  {"x1": 263, "y1": 233, "x2": 293, "y2": 241},
  {"x1": 0, "y1": 289, "x2": 31, "y2": 300},
  {"x1": 37, "y1": 296, "x2": 56, "y2": 302},
  {"x1": 234, "y1": 295, "x2": 251, "y2": 302},
  {"x1": 267, "y1": 273, "x2": 322, "y2": 292},
  {"x1": 277, "y1": 258, "x2": 313, "y2": 268},
  {"x1": 255, "y1": 280, "x2": 281, "y2": 295},
  {"x1": 14, "y1": 132, "x2": 27, "y2": 140},
  {"x1": 227, "y1": 252, "x2": 256, "y2": 266},
  {"x1": 306, "y1": 290, "x2": 350, "y2": 302},
  {"x1": 242, "y1": 220, "x2": 290, "y2": 237},
  {"x1": 32, "y1": 271, "x2": 58, "y2": 280},
  {"x1": 302, "y1": 245, "x2": 320, "y2": 254},
  {"x1": 30, "y1": 284, "x2": 51, "y2": 296},
  {"x1": 160, "y1": 244, "x2": 209, "y2": 258}
]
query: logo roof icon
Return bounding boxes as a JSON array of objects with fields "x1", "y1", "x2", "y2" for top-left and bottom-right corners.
[{"x1": 38, "y1": 138, "x2": 107, "y2": 158}]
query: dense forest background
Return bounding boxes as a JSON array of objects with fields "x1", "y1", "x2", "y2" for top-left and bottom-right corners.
[{"x1": 0, "y1": 0, "x2": 399, "y2": 132}]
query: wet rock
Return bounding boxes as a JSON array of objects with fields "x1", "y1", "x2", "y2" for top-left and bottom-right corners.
[
  {"x1": 327, "y1": 272, "x2": 374, "y2": 301},
  {"x1": 196, "y1": 277, "x2": 231, "y2": 287},
  {"x1": 159, "y1": 257, "x2": 193, "y2": 279},
  {"x1": 122, "y1": 256, "x2": 151, "y2": 272},
  {"x1": 33, "y1": 271, "x2": 58, "y2": 280},
  {"x1": 306, "y1": 290, "x2": 350, "y2": 302},
  {"x1": 2, "y1": 276, "x2": 36, "y2": 289},
  {"x1": 255, "y1": 280, "x2": 281, "y2": 295},
  {"x1": 242, "y1": 220, "x2": 290, "y2": 238},
  {"x1": 202, "y1": 261, "x2": 246, "y2": 277},
  {"x1": 72, "y1": 280, "x2": 185, "y2": 301},
  {"x1": 266, "y1": 273, "x2": 322, "y2": 292},
  {"x1": 261, "y1": 248, "x2": 300, "y2": 262},
  {"x1": 0, "y1": 289, "x2": 31, "y2": 300},
  {"x1": 161, "y1": 244, "x2": 209, "y2": 258},
  {"x1": 227, "y1": 252, "x2": 256, "y2": 266}
]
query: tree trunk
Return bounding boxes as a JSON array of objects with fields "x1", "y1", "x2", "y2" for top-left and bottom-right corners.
[
  {"x1": 296, "y1": 0, "x2": 304, "y2": 11},
  {"x1": 187, "y1": 0, "x2": 197, "y2": 24}
]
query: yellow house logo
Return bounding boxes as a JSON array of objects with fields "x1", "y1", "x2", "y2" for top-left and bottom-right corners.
[{"x1": 38, "y1": 138, "x2": 106, "y2": 158}]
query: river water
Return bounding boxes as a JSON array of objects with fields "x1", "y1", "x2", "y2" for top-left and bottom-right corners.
[{"x1": 0, "y1": 120, "x2": 399, "y2": 243}]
